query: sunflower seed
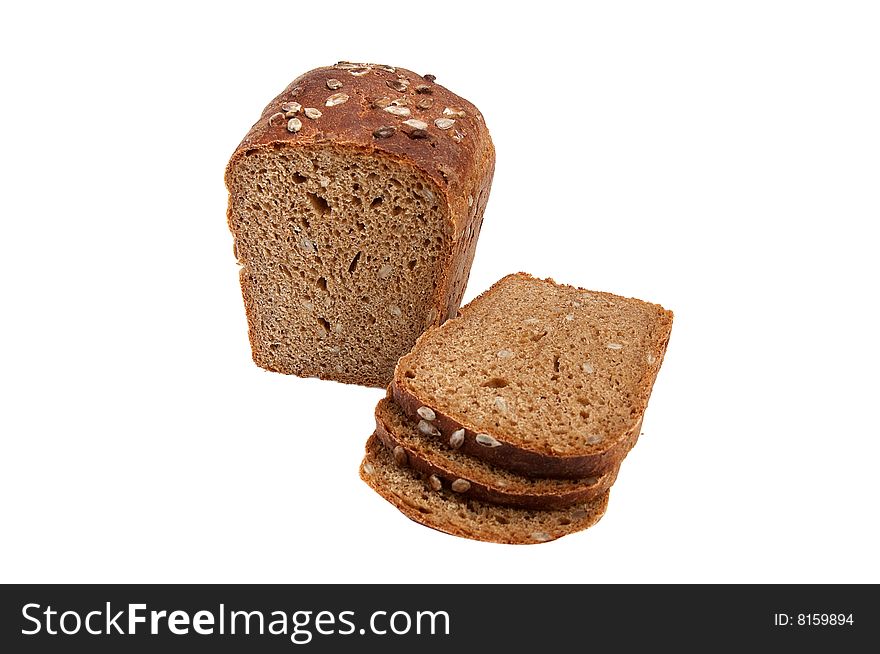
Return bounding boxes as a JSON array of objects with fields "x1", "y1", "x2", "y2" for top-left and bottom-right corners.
[
  {"x1": 383, "y1": 105, "x2": 411, "y2": 117},
  {"x1": 286, "y1": 117, "x2": 303, "y2": 133},
  {"x1": 373, "y1": 96, "x2": 393, "y2": 109},
  {"x1": 390, "y1": 96, "x2": 409, "y2": 106},
  {"x1": 416, "y1": 97, "x2": 434, "y2": 110},
  {"x1": 584, "y1": 476, "x2": 600, "y2": 486},
  {"x1": 451, "y1": 479, "x2": 471, "y2": 493},
  {"x1": 475, "y1": 433, "x2": 501, "y2": 448},
  {"x1": 268, "y1": 112, "x2": 286, "y2": 127},
  {"x1": 402, "y1": 119, "x2": 428, "y2": 131},
  {"x1": 531, "y1": 531, "x2": 552, "y2": 542},
  {"x1": 392, "y1": 446, "x2": 408, "y2": 466},
  {"x1": 467, "y1": 194, "x2": 474, "y2": 207},
  {"x1": 304, "y1": 107, "x2": 322, "y2": 119},
  {"x1": 606, "y1": 343, "x2": 623, "y2": 350},
  {"x1": 300, "y1": 299, "x2": 314, "y2": 311},
  {"x1": 451, "y1": 129, "x2": 465, "y2": 143},
  {"x1": 377, "y1": 65, "x2": 396, "y2": 73},
  {"x1": 494, "y1": 397, "x2": 508, "y2": 412},
  {"x1": 418, "y1": 420, "x2": 440, "y2": 437},
  {"x1": 388, "y1": 304, "x2": 402, "y2": 318},
  {"x1": 299, "y1": 237, "x2": 316, "y2": 254},
  {"x1": 449, "y1": 429, "x2": 465, "y2": 449},
  {"x1": 428, "y1": 474, "x2": 442, "y2": 491},
  {"x1": 565, "y1": 314, "x2": 575, "y2": 322},
  {"x1": 349, "y1": 67, "x2": 371, "y2": 76},
  {"x1": 443, "y1": 107, "x2": 466, "y2": 118},
  {"x1": 415, "y1": 84, "x2": 433, "y2": 94},
  {"x1": 497, "y1": 349, "x2": 515, "y2": 359},
  {"x1": 586, "y1": 434, "x2": 604, "y2": 445},
  {"x1": 582, "y1": 362, "x2": 595, "y2": 374},
  {"x1": 281, "y1": 101, "x2": 302, "y2": 115},
  {"x1": 409, "y1": 129, "x2": 428, "y2": 139},
  {"x1": 386, "y1": 79, "x2": 409, "y2": 92},
  {"x1": 325, "y1": 92, "x2": 349, "y2": 107},
  {"x1": 570, "y1": 509, "x2": 589, "y2": 520},
  {"x1": 417, "y1": 406, "x2": 436, "y2": 421},
  {"x1": 362, "y1": 462, "x2": 375, "y2": 475},
  {"x1": 326, "y1": 78, "x2": 343, "y2": 90},
  {"x1": 335, "y1": 61, "x2": 358, "y2": 69},
  {"x1": 423, "y1": 73, "x2": 436, "y2": 82},
  {"x1": 372, "y1": 126, "x2": 396, "y2": 139},
  {"x1": 377, "y1": 264, "x2": 394, "y2": 280},
  {"x1": 431, "y1": 118, "x2": 453, "y2": 130},
  {"x1": 647, "y1": 353, "x2": 657, "y2": 364}
]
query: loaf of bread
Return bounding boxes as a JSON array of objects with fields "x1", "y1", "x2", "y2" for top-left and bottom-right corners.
[
  {"x1": 392, "y1": 273, "x2": 673, "y2": 477},
  {"x1": 374, "y1": 397, "x2": 633, "y2": 510},
  {"x1": 225, "y1": 63, "x2": 495, "y2": 386},
  {"x1": 360, "y1": 434, "x2": 611, "y2": 545}
]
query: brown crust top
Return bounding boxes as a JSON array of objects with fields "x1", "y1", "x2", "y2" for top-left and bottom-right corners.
[
  {"x1": 392, "y1": 272, "x2": 673, "y2": 478},
  {"x1": 375, "y1": 398, "x2": 635, "y2": 509},
  {"x1": 225, "y1": 62, "x2": 495, "y2": 241}
]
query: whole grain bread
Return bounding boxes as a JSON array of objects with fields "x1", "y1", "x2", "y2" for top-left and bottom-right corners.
[
  {"x1": 392, "y1": 273, "x2": 673, "y2": 477},
  {"x1": 360, "y1": 434, "x2": 610, "y2": 544},
  {"x1": 375, "y1": 397, "x2": 636, "y2": 509},
  {"x1": 226, "y1": 63, "x2": 495, "y2": 387}
]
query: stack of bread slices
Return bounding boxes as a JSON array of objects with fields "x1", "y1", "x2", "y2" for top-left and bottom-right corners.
[{"x1": 360, "y1": 273, "x2": 673, "y2": 544}]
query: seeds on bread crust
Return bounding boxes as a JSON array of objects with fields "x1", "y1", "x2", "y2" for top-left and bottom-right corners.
[
  {"x1": 373, "y1": 97, "x2": 393, "y2": 109},
  {"x1": 449, "y1": 429, "x2": 465, "y2": 449},
  {"x1": 443, "y1": 106, "x2": 466, "y2": 118},
  {"x1": 417, "y1": 98, "x2": 434, "y2": 110},
  {"x1": 418, "y1": 420, "x2": 440, "y2": 437},
  {"x1": 402, "y1": 119, "x2": 428, "y2": 131},
  {"x1": 386, "y1": 79, "x2": 409, "y2": 92},
  {"x1": 531, "y1": 531, "x2": 552, "y2": 542},
  {"x1": 325, "y1": 92, "x2": 349, "y2": 107},
  {"x1": 451, "y1": 479, "x2": 471, "y2": 493},
  {"x1": 475, "y1": 433, "x2": 502, "y2": 448},
  {"x1": 428, "y1": 474, "x2": 442, "y2": 491},
  {"x1": 383, "y1": 105, "x2": 411, "y2": 117},
  {"x1": 372, "y1": 126, "x2": 396, "y2": 139},
  {"x1": 434, "y1": 118, "x2": 455, "y2": 130},
  {"x1": 281, "y1": 101, "x2": 302, "y2": 116},
  {"x1": 286, "y1": 118, "x2": 302, "y2": 133},
  {"x1": 417, "y1": 406, "x2": 436, "y2": 421},
  {"x1": 304, "y1": 107, "x2": 322, "y2": 119},
  {"x1": 326, "y1": 78, "x2": 343, "y2": 90},
  {"x1": 268, "y1": 112, "x2": 286, "y2": 127}
]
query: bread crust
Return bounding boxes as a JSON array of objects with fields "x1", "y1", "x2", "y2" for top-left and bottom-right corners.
[
  {"x1": 225, "y1": 64, "x2": 495, "y2": 386},
  {"x1": 392, "y1": 273, "x2": 673, "y2": 477},
  {"x1": 360, "y1": 434, "x2": 610, "y2": 544},
  {"x1": 375, "y1": 398, "x2": 638, "y2": 509}
]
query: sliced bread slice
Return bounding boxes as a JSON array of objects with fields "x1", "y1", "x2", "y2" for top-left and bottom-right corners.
[
  {"x1": 360, "y1": 434, "x2": 610, "y2": 544},
  {"x1": 375, "y1": 397, "x2": 635, "y2": 509},
  {"x1": 392, "y1": 273, "x2": 673, "y2": 478}
]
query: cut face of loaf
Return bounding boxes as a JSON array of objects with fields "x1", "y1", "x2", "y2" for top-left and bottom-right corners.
[
  {"x1": 226, "y1": 64, "x2": 495, "y2": 386},
  {"x1": 375, "y1": 397, "x2": 633, "y2": 510},
  {"x1": 360, "y1": 434, "x2": 610, "y2": 544},
  {"x1": 393, "y1": 273, "x2": 673, "y2": 477}
]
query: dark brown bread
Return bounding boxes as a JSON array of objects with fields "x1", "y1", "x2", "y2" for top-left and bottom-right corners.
[
  {"x1": 360, "y1": 434, "x2": 610, "y2": 544},
  {"x1": 375, "y1": 397, "x2": 636, "y2": 509},
  {"x1": 226, "y1": 63, "x2": 495, "y2": 386},
  {"x1": 393, "y1": 273, "x2": 673, "y2": 477}
]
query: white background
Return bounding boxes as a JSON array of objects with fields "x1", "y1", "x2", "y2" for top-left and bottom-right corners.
[{"x1": 1, "y1": 1, "x2": 878, "y2": 584}]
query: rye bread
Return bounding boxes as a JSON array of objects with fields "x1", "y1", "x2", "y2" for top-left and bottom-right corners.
[
  {"x1": 375, "y1": 397, "x2": 636, "y2": 509},
  {"x1": 392, "y1": 273, "x2": 673, "y2": 478},
  {"x1": 225, "y1": 63, "x2": 494, "y2": 387},
  {"x1": 360, "y1": 434, "x2": 610, "y2": 544}
]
